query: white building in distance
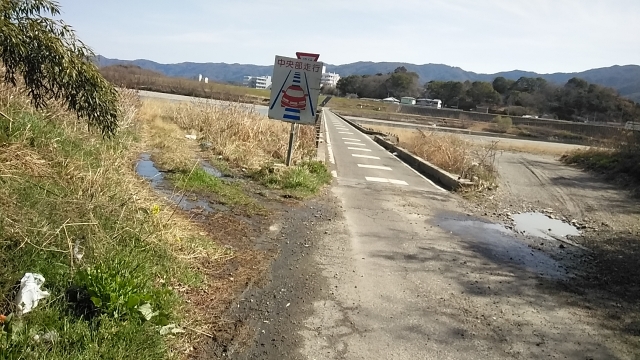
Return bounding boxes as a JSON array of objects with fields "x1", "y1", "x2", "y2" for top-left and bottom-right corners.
[
  {"x1": 321, "y1": 72, "x2": 341, "y2": 88},
  {"x1": 243, "y1": 75, "x2": 272, "y2": 90}
]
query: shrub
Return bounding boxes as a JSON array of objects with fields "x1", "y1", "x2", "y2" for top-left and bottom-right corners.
[{"x1": 494, "y1": 115, "x2": 513, "y2": 132}]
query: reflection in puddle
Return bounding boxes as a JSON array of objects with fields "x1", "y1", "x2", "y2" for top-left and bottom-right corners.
[
  {"x1": 135, "y1": 154, "x2": 164, "y2": 185},
  {"x1": 512, "y1": 212, "x2": 581, "y2": 241},
  {"x1": 438, "y1": 218, "x2": 567, "y2": 279},
  {"x1": 135, "y1": 153, "x2": 229, "y2": 214},
  {"x1": 161, "y1": 191, "x2": 229, "y2": 213}
]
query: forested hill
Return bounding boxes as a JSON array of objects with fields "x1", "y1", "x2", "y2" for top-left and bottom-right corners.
[{"x1": 95, "y1": 56, "x2": 640, "y2": 103}]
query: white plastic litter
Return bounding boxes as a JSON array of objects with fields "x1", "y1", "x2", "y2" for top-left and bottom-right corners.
[
  {"x1": 15, "y1": 273, "x2": 50, "y2": 316},
  {"x1": 185, "y1": 135, "x2": 197, "y2": 140},
  {"x1": 137, "y1": 303, "x2": 158, "y2": 321},
  {"x1": 160, "y1": 324, "x2": 186, "y2": 336}
]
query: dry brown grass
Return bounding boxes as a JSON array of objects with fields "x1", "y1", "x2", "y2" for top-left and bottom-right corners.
[
  {"x1": 368, "y1": 124, "x2": 587, "y2": 157},
  {"x1": 101, "y1": 65, "x2": 271, "y2": 106},
  {"x1": 140, "y1": 98, "x2": 316, "y2": 170},
  {"x1": 366, "y1": 124, "x2": 498, "y2": 185}
]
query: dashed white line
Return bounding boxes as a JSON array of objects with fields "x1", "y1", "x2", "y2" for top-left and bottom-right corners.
[
  {"x1": 342, "y1": 138, "x2": 361, "y2": 141},
  {"x1": 347, "y1": 118, "x2": 447, "y2": 193},
  {"x1": 365, "y1": 177, "x2": 408, "y2": 185},
  {"x1": 358, "y1": 164, "x2": 392, "y2": 171},
  {"x1": 344, "y1": 142, "x2": 366, "y2": 146},
  {"x1": 348, "y1": 147, "x2": 372, "y2": 152},
  {"x1": 339, "y1": 132, "x2": 354, "y2": 135},
  {"x1": 352, "y1": 154, "x2": 380, "y2": 159}
]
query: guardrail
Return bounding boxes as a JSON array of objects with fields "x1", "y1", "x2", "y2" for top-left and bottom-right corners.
[{"x1": 315, "y1": 111, "x2": 322, "y2": 149}]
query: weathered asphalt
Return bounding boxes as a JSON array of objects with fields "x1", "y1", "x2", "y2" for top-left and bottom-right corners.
[
  {"x1": 133, "y1": 90, "x2": 627, "y2": 359},
  {"x1": 286, "y1": 110, "x2": 624, "y2": 360}
]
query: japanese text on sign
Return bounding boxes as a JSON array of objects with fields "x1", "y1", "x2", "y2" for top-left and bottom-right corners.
[{"x1": 276, "y1": 58, "x2": 322, "y2": 73}]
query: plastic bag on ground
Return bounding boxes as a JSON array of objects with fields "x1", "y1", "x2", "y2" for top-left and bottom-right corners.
[{"x1": 15, "y1": 273, "x2": 50, "y2": 316}]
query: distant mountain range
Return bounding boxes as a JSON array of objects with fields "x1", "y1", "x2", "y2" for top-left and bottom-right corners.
[{"x1": 95, "y1": 56, "x2": 640, "y2": 102}]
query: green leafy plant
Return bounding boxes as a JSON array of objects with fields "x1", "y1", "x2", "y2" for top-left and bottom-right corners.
[
  {"x1": 74, "y1": 257, "x2": 170, "y2": 325},
  {"x1": 254, "y1": 161, "x2": 331, "y2": 196},
  {"x1": 0, "y1": 0, "x2": 119, "y2": 136}
]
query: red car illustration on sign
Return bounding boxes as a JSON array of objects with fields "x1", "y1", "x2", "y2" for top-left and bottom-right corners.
[{"x1": 281, "y1": 85, "x2": 307, "y2": 110}]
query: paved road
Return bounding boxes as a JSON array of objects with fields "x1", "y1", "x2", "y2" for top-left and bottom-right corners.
[
  {"x1": 136, "y1": 90, "x2": 269, "y2": 116},
  {"x1": 287, "y1": 111, "x2": 626, "y2": 360},
  {"x1": 131, "y1": 91, "x2": 630, "y2": 358}
]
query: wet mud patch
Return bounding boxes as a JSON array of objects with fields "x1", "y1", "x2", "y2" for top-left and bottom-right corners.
[{"x1": 435, "y1": 213, "x2": 570, "y2": 279}]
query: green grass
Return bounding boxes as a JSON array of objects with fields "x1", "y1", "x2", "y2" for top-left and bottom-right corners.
[
  {"x1": 562, "y1": 147, "x2": 640, "y2": 185},
  {"x1": 0, "y1": 102, "x2": 205, "y2": 359},
  {"x1": 169, "y1": 167, "x2": 255, "y2": 207},
  {"x1": 254, "y1": 161, "x2": 332, "y2": 197}
]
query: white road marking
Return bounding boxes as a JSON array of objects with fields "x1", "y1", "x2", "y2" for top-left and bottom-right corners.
[
  {"x1": 365, "y1": 177, "x2": 408, "y2": 186},
  {"x1": 352, "y1": 154, "x2": 380, "y2": 159},
  {"x1": 358, "y1": 164, "x2": 392, "y2": 171},
  {"x1": 348, "y1": 147, "x2": 372, "y2": 152},
  {"x1": 347, "y1": 117, "x2": 447, "y2": 193},
  {"x1": 342, "y1": 138, "x2": 361, "y2": 141},
  {"x1": 339, "y1": 132, "x2": 354, "y2": 135},
  {"x1": 344, "y1": 142, "x2": 366, "y2": 146},
  {"x1": 323, "y1": 112, "x2": 335, "y2": 165},
  {"x1": 331, "y1": 170, "x2": 338, "y2": 178}
]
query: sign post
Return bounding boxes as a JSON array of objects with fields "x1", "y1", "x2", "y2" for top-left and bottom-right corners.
[{"x1": 268, "y1": 53, "x2": 322, "y2": 166}]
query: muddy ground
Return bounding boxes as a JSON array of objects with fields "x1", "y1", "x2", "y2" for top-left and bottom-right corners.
[
  {"x1": 464, "y1": 151, "x2": 640, "y2": 352},
  {"x1": 188, "y1": 188, "x2": 341, "y2": 359}
]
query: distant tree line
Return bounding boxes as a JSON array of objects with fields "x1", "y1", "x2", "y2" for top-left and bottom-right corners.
[
  {"x1": 335, "y1": 66, "x2": 422, "y2": 99},
  {"x1": 336, "y1": 67, "x2": 640, "y2": 123}
]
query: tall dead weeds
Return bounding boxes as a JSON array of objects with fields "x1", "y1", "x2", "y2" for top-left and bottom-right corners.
[
  {"x1": 405, "y1": 129, "x2": 499, "y2": 186},
  {"x1": 142, "y1": 99, "x2": 316, "y2": 169}
]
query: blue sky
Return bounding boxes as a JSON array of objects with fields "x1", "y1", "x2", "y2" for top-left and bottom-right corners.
[{"x1": 58, "y1": 0, "x2": 640, "y2": 74}]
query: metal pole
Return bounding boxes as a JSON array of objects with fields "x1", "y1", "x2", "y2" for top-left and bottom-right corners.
[{"x1": 285, "y1": 123, "x2": 296, "y2": 166}]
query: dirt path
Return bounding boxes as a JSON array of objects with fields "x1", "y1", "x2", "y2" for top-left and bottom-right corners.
[
  {"x1": 486, "y1": 152, "x2": 640, "y2": 229},
  {"x1": 463, "y1": 151, "x2": 640, "y2": 355}
]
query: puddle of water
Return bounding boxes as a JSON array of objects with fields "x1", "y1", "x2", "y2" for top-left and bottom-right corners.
[
  {"x1": 135, "y1": 154, "x2": 229, "y2": 214},
  {"x1": 164, "y1": 191, "x2": 226, "y2": 213},
  {"x1": 512, "y1": 212, "x2": 581, "y2": 241},
  {"x1": 135, "y1": 153, "x2": 164, "y2": 185},
  {"x1": 438, "y1": 218, "x2": 567, "y2": 279},
  {"x1": 201, "y1": 160, "x2": 224, "y2": 178}
]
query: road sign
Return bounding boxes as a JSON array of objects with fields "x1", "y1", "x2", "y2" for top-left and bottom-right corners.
[
  {"x1": 268, "y1": 55, "x2": 323, "y2": 125},
  {"x1": 296, "y1": 52, "x2": 320, "y2": 61}
]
